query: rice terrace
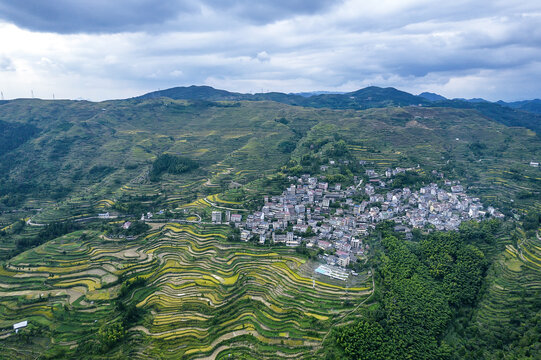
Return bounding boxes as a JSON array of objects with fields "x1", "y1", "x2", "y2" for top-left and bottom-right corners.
[
  {"x1": 1, "y1": 1, "x2": 541, "y2": 358},
  {"x1": 0, "y1": 221, "x2": 373, "y2": 359}
]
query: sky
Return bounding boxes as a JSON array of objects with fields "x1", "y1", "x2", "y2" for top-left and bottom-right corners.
[{"x1": 0, "y1": 0, "x2": 540, "y2": 101}]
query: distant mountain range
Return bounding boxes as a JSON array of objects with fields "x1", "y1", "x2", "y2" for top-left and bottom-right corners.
[
  {"x1": 418, "y1": 92, "x2": 447, "y2": 101},
  {"x1": 497, "y1": 99, "x2": 541, "y2": 114},
  {"x1": 137, "y1": 85, "x2": 430, "y2": 108},
  {"x1": 419, "y1": 92, "x2": 541, "y2": 114},
  {"x1": 137, "y1": 85, "x2": 541, "y2": 134},
  {"x1": 291, "y1": 91, "x2": 346, "y2": 97}
]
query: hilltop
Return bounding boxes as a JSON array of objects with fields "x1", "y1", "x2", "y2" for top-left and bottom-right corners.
[
  {"x1": 138, "y1": 85, "x2": 541, "y2": 134},
  {"x1": 137, "y1": 85, "x2": 429, "y2": 109}
]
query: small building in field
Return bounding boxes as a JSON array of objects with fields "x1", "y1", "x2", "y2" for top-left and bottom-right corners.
[
  {"x1": 212, "y1": 211, "x2": 222, "y2": 224},
  {"x1": 240, "y1": 230, "x2": 251, "y2": 241},
  {"x1": 13, "y1": 320, "x2": 27, "y2": 333}
]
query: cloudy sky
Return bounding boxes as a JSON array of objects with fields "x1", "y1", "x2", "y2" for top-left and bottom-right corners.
[{"x1": 0, "y1": 0, "x2": 540, "y2": 101}]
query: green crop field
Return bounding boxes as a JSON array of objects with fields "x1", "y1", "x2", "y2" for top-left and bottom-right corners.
[
  {"x1": 0, "y1": 223, "x2": 373, "y2": 359},
  {"x1": 0, "y1": 88, "x2": 540, "y2": 359}
]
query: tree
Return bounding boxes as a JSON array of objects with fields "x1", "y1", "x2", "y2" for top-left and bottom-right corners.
[
  {"x1": 335, "y1": 320, "x2": 389, "y2": 359},
  {"x1": 98, "y1": 322, "x2": 125, "y2": 351}
]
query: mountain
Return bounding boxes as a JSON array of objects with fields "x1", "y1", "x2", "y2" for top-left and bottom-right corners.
[
  {"x1": 137, "y1": 85, "x2": 246, "y2": 101},
  {"x1": 425, "y1": 99, "x2": 541, "y2": 134},
  {"x1": 292, "y1": 91, "x2": 346, "y2": 97},
  {"x1": 418, "y1": 91, "x2": 447, "y2": 101},
  {"x1": 138, "y1": 85, "x2": 430, "y2": 109},
  {"x1": 138, "y1": 85, "x2": 541, "y2": 134},
  {"x1": 453, "y1": 97, "x2": 490, "y2": 103},
  {"x1": 300, "y1": 86, "x2": 430, "y2": 109},
  {"x1": 0, "y1": 88, "x2": 539, "y2": 360},
  {"x1": 498, "y1": 99, "x2": 541, "y2": 114},
  {"x1": 0, "y1": 96, "x2": 538, "y2": 217}
]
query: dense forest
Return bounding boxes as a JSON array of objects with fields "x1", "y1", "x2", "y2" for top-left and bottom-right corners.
[
  {"x1": 0, "y1": 120, "x2": 39, "y2": 156},
  {"x1": 323, "y1": 220, "x2": 523, "y2": 360},
  {"x1": 150, "y1": 153, "x2": 199, "y2": 181}
]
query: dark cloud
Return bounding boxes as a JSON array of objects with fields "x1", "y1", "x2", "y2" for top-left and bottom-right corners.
[
  {"x1": 1, "y1": 1, "x2": 540, "y2": 101},
  {"x1": 205, "y1": 0, "x2": 338, "y2": 24},
  {"x1": 0, "y1": 1, "x2": 198, "y2": 33},
  {"x1": 0, "y1": 0, "x2": 338, "y2": 34}
]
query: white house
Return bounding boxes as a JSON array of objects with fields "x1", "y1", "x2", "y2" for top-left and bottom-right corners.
[{"x1": 13, "y1": 320, "x2": 27, "y2": 333}]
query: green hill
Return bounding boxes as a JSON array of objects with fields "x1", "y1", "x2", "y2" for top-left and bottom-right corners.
[
  {"x1": 0, "y1": 90, "x2": 539, "y2": 359},
  {"x1": 499, "y1": 99, "x2": 541, "y2": 115},
  {"x1": 138, "y1": 85, "x2": 541, "y2": 134},
  {"x1": 138, "y1": 85, "x2": 247, "y2": 101},
  {"x1": 0, "y1": 98, "x2": 538, "y2": 215}
]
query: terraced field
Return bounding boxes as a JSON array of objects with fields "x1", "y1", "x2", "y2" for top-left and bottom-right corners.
[
  {"x1": 0, "y1": 224, "x2": 372, "y2": 359},
  {"x1": 464, "y1": 229, "x2": 541, "y2": 357}
]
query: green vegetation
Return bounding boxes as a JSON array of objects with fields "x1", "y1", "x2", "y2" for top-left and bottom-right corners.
[
  {"x1": 324, "y1": 220, "x2": 504, "y2": 360},
  {"x1": 0, "y1": 97, "x2": 538, "y2": 215},
  {"x1": 15, "y1": 221, "x2": 81, "y2": 254},
  {"x1": 0, "y1": 223, "x2": 372, "y2": 359},
  {"x1": 150, "y1": 153, "x2": 199, "y2": 181},
  {"x1": 0, "y1": 89, "x2": 539, "y2": 359},
  {"x1": 0, "y1": 119, "x2": 39, "y2": 156}
]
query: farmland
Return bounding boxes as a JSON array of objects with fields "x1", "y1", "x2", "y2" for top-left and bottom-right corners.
[
  {"x1": 0, "y1": 89, "x2": 539, "y2": 359},
  {"x1": 0, "y1": 223, "x2": 373, "y2": 359}
]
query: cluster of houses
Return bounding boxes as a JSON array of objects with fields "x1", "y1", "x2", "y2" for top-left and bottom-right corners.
[{"x1": 210, "y1": 168, "x2": 503, "y2": 277}]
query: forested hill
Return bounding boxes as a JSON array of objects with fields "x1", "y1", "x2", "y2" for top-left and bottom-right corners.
[
  {"x1": 137, "y1": 85, "x2": 428, "y2": 108},
  {"x1": 498, "y1": 99, "x2": 541, "y2": 114},
  {"x1": 0, "y1": 119, "x2": 40, "y2": 156},
  {"x1": 138, "y1": 85, "x2": 541, "y2": 134},
  {"x1": 426, "y1": 99, "x2": 541, "y2": 134},
  {"x1": 0, "y1": 96, "x2": 539, "y2": 218},
  {"x1": 0, "y1": 88, "x2": 539, "y2": 360}
]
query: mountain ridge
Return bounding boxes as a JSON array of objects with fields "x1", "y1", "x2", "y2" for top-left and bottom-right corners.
[{"x1": 136, "y1": 85, "x2": 541, "y2": 134}]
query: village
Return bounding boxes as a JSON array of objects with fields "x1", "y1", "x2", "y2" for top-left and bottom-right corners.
[{"x1": 211, "y1": 167, "x2": 504, "y2": 280}]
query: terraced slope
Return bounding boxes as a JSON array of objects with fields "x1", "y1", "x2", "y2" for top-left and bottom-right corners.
[
  {"x1": 0, "y1": 224, "x2": 373, "y2": 359},
  {"x1": 294, "y1": 106, "x2": 541, "y2": 213},
  {"x1": 455, "y1": 229, "x2": 541, "y2": 358},
  {"x1": 1, "y1": 99, "x2": 539, "y2": 223}
]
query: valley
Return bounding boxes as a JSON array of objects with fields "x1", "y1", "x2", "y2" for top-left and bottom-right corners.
[{"x1": 0, "y1": 86, "x2": 539, "y2": 359}]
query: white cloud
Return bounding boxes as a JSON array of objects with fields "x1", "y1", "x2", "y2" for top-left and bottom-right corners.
[{"x1": 0, "y1": 1, "x2": 540, "y2": 100}]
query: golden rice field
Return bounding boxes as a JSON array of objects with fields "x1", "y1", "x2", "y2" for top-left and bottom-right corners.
[{"x1": 0, "y1": 224, "x2": 373, "y2": 359}]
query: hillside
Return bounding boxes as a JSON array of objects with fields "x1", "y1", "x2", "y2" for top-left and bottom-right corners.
[
  {"x1": 419, "y1": 92, "x2": 447, "y2": 101},
  {"x1": 498, "y1": 99, "x2": 541, "y2": 114},
  {"x1": 426, "y1": 100, "x2": 541, "y2": 134},
  {"x1": 138, "y1": 85, "x2": 428, "y2": 109},
  {"x1": 0, "y1": 91, "x2": 539, "y2": 359},
  {"x1": 0, "y1": 98, "x2": 538, "y2": 217},
  {"x1": 138, "y1": 86, "x2": 541, "y2": 134}
]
